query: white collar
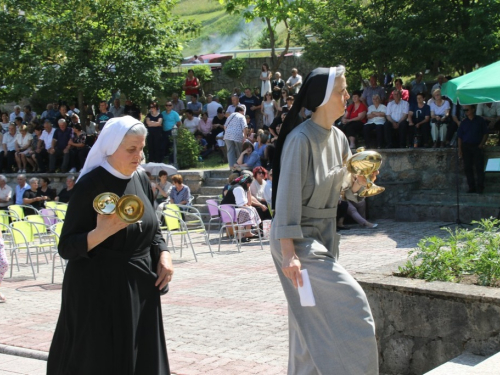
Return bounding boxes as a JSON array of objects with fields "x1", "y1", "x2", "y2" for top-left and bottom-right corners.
[{"x1": 102, "y1": 160, "x2": 135, "y2": 180}]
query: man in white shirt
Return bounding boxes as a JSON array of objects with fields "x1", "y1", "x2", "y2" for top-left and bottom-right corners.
[
  {"x1": 206, "y1": 95, "x2": 223, "y2": 119},
  {"x1": 384, "y1": 90, "x2": 409, "y2": 148},
  {"x1": 476, "y1": 101, "x2": 500, "y2": 131},
  {"x1": 9, "y1": 105, "x2": 25, "y2": 122},
  {"x1": 364, "y1": 94, "x2": 387, "y2": 149},
  {"x1": 36, "y1": 119, "x2": 56, "y2": 172},
  {"x1": 226, "y1": 94, "x2": 246, "y2": 115},
  {"x1": 0, "y1": 175, "x2": 12, "y2": 208},
  {"x1": 183, "y1": 110, "x2": 200, "y2": 134},
  {"x1": 286, "y1": 68, "x2": 302, "y2": 95},
  {"x1": 1, "y1": 124, "x2": 18, "y2": 173},
  {"x1": 431, "y1": 74, "x2": 445, "y2": 93}
]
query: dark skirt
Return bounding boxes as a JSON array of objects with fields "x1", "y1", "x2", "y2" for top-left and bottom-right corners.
[{"x1": 47, "y1": 252, "x2": 169, "y2": 375}]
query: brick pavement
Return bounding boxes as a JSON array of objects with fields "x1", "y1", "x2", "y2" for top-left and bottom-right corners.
[{"x1": 0, "y1": 220, "x2": 449, "y2": 374}]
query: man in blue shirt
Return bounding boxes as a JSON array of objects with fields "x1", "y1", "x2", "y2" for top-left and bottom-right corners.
[
  {"x1": 14, "y1": 174, "x2": 29, "y2": 205},
  {"x1": 239, "y1": 88, "x2": 261, "y2": 130},
  {"x1": 96, "y1": 101, "x2": 114, "y2": 131},
  {"x1": 49, "y1": 119, "x2": 73, "y2": 172},
  {"x1": 458, "y1": 104, "x2": 489, "y2": 194},
  {"x1": 161, "y1": 101, "x2": 182, "y2": 161}
]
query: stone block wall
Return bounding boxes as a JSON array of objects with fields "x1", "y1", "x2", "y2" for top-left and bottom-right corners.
[{"x1": 356, "y1": 274, "x2": 500, "y2": 375}]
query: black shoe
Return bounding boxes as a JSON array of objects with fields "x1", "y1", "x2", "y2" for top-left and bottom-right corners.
[{"x1": 241, "y1": 237, "x2": 251, "y2": 243}]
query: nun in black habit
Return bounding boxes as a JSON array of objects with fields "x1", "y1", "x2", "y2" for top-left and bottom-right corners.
[{"x1": 47, "y1": 116, "x2": 173, "y2": 375}]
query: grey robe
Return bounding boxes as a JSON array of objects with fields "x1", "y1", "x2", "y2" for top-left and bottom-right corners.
[{"x1": 270, "y1": 120, "x2": 378, "y2": 375}]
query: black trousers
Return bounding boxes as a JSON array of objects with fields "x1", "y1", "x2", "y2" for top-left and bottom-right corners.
[
  {"x1": 384, "y1": 120, "x2": 409, "y2": 148},
  {"x1": 363, "y1": 123, "x2": 384, "y2": 148},
  {"x1": 412, "y1": 122, "x2": 431, "y2": 147},
  {"x1": 462, "y1": 143, "x2": 485, "y2": 190},
  {"x1": 69, "y1": 147, "x2": 89, "y2": 171},
  {"x1": 0, "y1": 150, "x2": 16, "y2": 173},
  {"x1": 147, "y1": 127, "x2": 163, "y2": 163},
  {"x1": 344, "y1": 120, "x2": 364, "y2": 139},
  {"x1": 36, "y1": 149, "x2": 49, "y2": 172},
  {"x1": 446, "y1": 122, "x2": 458, "y2": 143},
  {"x1": 162, "y1": 130, "x2": 172, "y2": 161}
]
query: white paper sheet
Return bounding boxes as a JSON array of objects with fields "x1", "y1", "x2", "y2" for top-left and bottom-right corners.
[
  {"x1": 485, "y1": 158, "x2": 500, "y2": 173},
  {"x1": 298, "y1": 269, "x2": 316, "y2": 307}
]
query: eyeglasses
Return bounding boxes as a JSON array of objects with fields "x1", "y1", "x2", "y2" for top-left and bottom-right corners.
[
  {"x1": 257, "y1": 171, "x2": 265, "y2": 175},
  {"x1": 463, "y1": 109, "x2": 470, "y2": 112},
  {"x1": 166, "y1": 104, "x2": 173, "y2": 107}
]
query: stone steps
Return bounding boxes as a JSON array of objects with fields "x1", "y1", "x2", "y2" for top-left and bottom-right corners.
[
  {"x1": 410, "y1": 190, "x2": 500, "y2": 205},
  {"x1": 425, "y1": 351, "x2": 500, "y2": 375},
  {"x1": 207, "y1": 169, "x2": 231, "y2": 179},
  {"x1": 204, "y1": 177, "x2": 228, "y2": 187},
  {"x1": 198, "y1": 186, "x2": 224, "y2": 196},
  {"x1": 395, "y1": 199, "x2": 499, "y2": 222}
]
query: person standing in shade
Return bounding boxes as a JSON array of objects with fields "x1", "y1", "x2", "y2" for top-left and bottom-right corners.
[
  {"x1": 182, "y1": 69, "x2": 200, "y2": 101},
  {"x1": 286, "y1": 68, "x2": 302, "y2": 95},
  {"x1": 48, "y1": 119, "x2": 73, "y2": 173},
  {"x1": 161, "y1": 101, "x2": 182, "y2": 162},
  {"x1": 260, "y1": 63, "x2": 272, "y2": 99},
  {"x1": 223, "y1": 106, "x2": 247, "y2": 169},
  {"x1": 145, "y1": 101, "x2": 163, "y2": 163},
  {"x1": 271, "y1": 72, "x2": 285, "y2": 101},
  {"x1": 95, "y1": 101, "x2": 114, "y2": 131},
  {"x1": 271, "y1": 66, "x2": 378, "y2": 374},
  {"x1": 458, "y1": 105, "x2": 489, "y2": 194}
]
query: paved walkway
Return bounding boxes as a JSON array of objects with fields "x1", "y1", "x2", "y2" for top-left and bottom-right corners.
[{"x1": 0, "y1": 220, "x2": 449, "y2": 374}]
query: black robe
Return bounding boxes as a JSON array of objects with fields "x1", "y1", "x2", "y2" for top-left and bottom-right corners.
[{"x1": 47, "y1": 167, "x2": 170, "y2": 375}]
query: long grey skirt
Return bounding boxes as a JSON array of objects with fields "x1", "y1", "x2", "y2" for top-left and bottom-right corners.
[{"x1": 271, "y1": 228, "x2": 379, "y2": 375}]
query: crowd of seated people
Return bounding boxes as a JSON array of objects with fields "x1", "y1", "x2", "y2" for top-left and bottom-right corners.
[
  {"x1": 336, "y1": 72, "x2": 499, "y2": 149},
  {"x1": 0, "y1": 174, "x2": 76, "y2": 215}
]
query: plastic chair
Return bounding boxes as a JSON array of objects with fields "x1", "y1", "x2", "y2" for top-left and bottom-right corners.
[
  {"x1": 45, "y1": 201, "x2": 58, "y2": 209},
  {"x1": 51, "y1": 222, "x2": 66, "y2": 283},
  {"x1": 39, "y1": 208, "x2": 60, "y2": 226},
  {"x1": 218, "y1": 204, "x2": 263, "y2": 252},
  {"x1": 162, "y1": 204, "x2": 213, "y2": 262},
  {"x1": 1, "y1": 222, "x2": 36, "y2": 279},
  {"x1": 206, "y1": 199, "x2": 222, "y2": 239}
]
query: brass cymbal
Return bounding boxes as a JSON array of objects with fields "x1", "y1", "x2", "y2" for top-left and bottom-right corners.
[
  {"x1": 93, "y1": 193, "x2": 120, "y2": 215},
  {"x1": 116, "y1": 194, "x2": 144, "y2": 224}
]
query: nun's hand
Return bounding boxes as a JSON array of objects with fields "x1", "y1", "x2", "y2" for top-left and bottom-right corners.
[
  {"x1": 281, "y1": 238, "x2": 303, "y2": 288},
  {"x1": 156, "y1": 251, "x2": 174, "y2": 290},
  {"x1": 96, "y1": 213, "x2": 129, "y2": 237}
]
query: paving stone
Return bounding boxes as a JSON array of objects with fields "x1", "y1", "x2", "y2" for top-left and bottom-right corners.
[{"x1": 0, "y1": 220, "x2": 450, "y2": 374}]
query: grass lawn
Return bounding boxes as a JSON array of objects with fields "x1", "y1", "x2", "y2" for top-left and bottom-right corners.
[{"x1": 190, "y1": 150, "x2": 230, "y2": 170}]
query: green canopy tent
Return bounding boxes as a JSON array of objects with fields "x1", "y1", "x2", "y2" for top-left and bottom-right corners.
[{"x1": 441, "y1": 60, "x2": 500, "y2": 105}]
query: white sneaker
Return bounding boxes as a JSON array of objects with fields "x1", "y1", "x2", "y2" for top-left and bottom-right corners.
[{"x1": 69, "y1": 168, "x2": 77, "y2": 173}]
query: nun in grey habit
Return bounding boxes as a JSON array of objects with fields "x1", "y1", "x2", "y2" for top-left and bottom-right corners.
[{"x1": 270, "y1": 66, "x2": 379, "y2": 375}]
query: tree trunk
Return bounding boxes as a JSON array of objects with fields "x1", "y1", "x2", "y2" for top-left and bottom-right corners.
[{"x1": 77, "y1": 90, "x2": 87, "y2": 131}]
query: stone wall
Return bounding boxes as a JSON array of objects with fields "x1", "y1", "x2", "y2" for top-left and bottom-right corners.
[
  {"x1": 200, "y1": 56, "x2": 316, "y2": 100},
  {"x1": 356, "y1": 274, "x2": 500, "y2": 375},
  {"x1": 368, "y1": 147, "x2": 500, "y2": 219}
]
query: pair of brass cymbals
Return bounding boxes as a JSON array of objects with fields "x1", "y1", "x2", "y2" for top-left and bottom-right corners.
[{"x1": 93, "y1": 193, "x2": 144, "y2": 223}]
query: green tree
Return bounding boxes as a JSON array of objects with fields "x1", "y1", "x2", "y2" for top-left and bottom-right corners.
[
  {"x1": 297, "y1": 0, "x2": 500, "y2": 84},
  {"x1": 0, "y1": 0, "x2": 193, "y2": 117},
  {"x1": 219, "y1": 0, "x2": 303, "y2": 71}
]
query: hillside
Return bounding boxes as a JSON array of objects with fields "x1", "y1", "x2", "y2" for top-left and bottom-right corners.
[{"x1": 172, "y1": 0, "x2": 290, "y2": 57}]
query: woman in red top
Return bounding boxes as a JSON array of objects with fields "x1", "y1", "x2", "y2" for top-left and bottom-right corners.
[
  {"x1": 341, "y1": 90, "x2": 367, "y2": 148},
  {"x1": 182, "y1": 69, "x2": 200, "y2": 99}
]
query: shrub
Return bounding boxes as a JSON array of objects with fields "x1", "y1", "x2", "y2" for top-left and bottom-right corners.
[
  {"x1": 397, "y1": 218, "x2": 500, "y2": 286},
  {"x1": 222, "y1": 58, "x2": 247, "y2": 80},
  {"x1": 190, "y1": 65, "x2": 213, "y2": 85},
  {"x1": 176, "y1": 127, "x2": 201, "y2": 169},
  {"x1": 215, "y1": 88, "x2": 231, "y2": 106}
]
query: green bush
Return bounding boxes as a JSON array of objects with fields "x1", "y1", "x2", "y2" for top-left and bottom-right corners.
[
  {"x1": 215, "y1": 88, "x2": 231, "y2": 106},
  {"x1": 397, "y1": 218, "x2": 500, "y2": 286},
  {"x1": 190, "y1": 65, "x2": 213, "y2": 84},
  {"x1": 222, "y1": 58, "x2": 247, "y2": 80},
  {"x1": 176, "y1": 127, "x2": 201, "y2": 169}
]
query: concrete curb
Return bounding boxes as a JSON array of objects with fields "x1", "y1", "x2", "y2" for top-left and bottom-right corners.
[{"x1": 0, "y1": 344, "x2": 48, "y2": 361}]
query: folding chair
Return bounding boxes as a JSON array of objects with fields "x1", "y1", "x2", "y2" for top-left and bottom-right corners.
[
  {"x1": 218, "y1": 204, "x2": 263, "y2": 252},
  {"x1": 1, "y1": 222, "x2": 36, "y2": 279},
  {"x1": 45, "y1": 201, "x2": 58, "y2": 209},
  {"x1": 162, "y1": 204, "x2": 213, "y2": 262},
  {"x1": 206, "y1": 199, "x2": 222, "y2": 239},
  {"x1": 39, "y1": 208, "x2": 60, "y2": 226}
]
